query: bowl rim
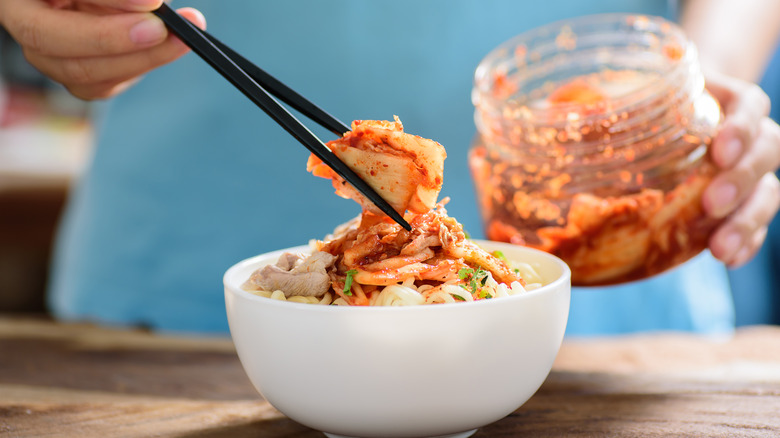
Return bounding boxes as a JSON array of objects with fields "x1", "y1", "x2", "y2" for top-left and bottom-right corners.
[{"x1": 224, "y1": 239, "x2": 571, "y2": 313}]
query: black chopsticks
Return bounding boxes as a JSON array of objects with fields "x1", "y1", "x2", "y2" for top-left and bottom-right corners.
[{"x1": 152, "y1": 4, "x2": 411, "y2": 231}]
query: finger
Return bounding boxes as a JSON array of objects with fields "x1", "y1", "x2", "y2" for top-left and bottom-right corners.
[
  {"x1": 709, "y1": 172, "x2": 780, "y2": 265},
  {"x1": 169, "y1": 7, "x2": 207, "y2": 37},
  {"x1": 21, "y1": 7, "x2": 205, "y2": 100},
  {"x1": 707, "y1": 78, "x2": 771, "y2": 169},
  {"x1": 24, "y1": 8, "x2": 205, "y2": 89},
  {"x1": 65, "y1": 76, "x2": 143, "y2": 101},
  {"x1": 705, "y1": 71, "x2": 771, "y2": 120},
  {"x1": 27, "y1": 37, "x2": 186, "y2": 98},
  {"x1": 729, "y1": 226, "x2": 768, "y2": 267},
  {"x1": 60, "y1": 0, "x2": 163, "y2": 14},
  {"x1": 2, "y1": 0, "x2": 169, "y2": 57},
  {"x1": 703, "y1": 117, "x2": 780, "y2": 218}
]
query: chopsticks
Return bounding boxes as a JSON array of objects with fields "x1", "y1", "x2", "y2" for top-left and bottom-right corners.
[{"x1": 152, "y1": 4, "x2": 411, "y2": 231}]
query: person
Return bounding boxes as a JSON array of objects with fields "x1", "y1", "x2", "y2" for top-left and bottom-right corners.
[{"x1": 1, "y1": 0, "x2": 778, "y2": 334}]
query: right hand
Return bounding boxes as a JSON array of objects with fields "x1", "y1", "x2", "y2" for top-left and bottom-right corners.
[
  {"x1": 0, "y1": 0, "x2": 206, "y2": 100},
  {"x1": 702, "y1": 71, "x2": 780, "y2": 267}
]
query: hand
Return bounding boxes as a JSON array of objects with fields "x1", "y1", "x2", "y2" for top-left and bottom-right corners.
[
  {"x1": 703, "y1": 71, "x2": 780, "y2": 267},
  {"x1": 0, "y1": 0, "x2": 206, "y2": 100}
]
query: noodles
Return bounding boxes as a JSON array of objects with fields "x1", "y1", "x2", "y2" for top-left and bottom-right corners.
[
  {"x1": 249, "y1": 289, "x2": 335, "y2": 305},
  {"x1": 372, "y1": 285, "x2": 425, "y2": 306}
]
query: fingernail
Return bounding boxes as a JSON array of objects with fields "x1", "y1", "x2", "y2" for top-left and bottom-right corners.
[
  {"x1": 129, "y1": 17, "x2": 167, "y2": 46},
  {"x1": 731, "y1": 246, "x2": 751, "y2": 267},
  {"x1": 721, "y1": 138, "x2": 743, "y2": 166},
  {"x1": 712, "y1": 182, "x2": 737, "y2": 212},
  {"x1": 722, "y1": 232, "x2": 743, "y2": 255},
  {"x1": 128, "y1": 0, "x2": 162, "y2": 10}
]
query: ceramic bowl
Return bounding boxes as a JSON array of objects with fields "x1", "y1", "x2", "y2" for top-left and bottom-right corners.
[{"x1": 224, "y1": 240, "x2": 571, "y2": 438}]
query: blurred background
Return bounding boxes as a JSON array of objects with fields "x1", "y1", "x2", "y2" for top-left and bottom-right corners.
[
  {"x1": 0, "y1": 24, "x2": 778, "y2": 326},
  {"x1": 0, "y1": 27, "x2": 93, "y2": 313}
]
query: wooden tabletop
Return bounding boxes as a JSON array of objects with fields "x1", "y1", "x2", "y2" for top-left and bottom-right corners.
[{"x1": 2, "y1": 315, "x2": 779, "y2": 437}]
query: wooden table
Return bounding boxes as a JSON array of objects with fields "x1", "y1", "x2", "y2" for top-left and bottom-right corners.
[{"x1": 2, "y1": 316, "x2": 779, "y2": 437}]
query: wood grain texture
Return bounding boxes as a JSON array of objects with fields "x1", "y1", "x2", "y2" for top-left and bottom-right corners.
[{"x1": 2, "y1": 316, "x2": 779, "y2": 437}]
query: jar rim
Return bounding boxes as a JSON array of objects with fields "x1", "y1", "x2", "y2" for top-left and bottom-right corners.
[{"x1": 473, "y1": 13, "x2": 697, "y2": 123}]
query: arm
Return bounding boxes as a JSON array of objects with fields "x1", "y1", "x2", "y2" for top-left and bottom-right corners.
[
  {"x1": 0, "y1": 0, "x2": 206, "y2": 100},
  {"x1": 681, "y1": 0, "x2": 780, "y2": 82},
  {"x1": 680, "y1": 0, "x2": 780, "y2": 266}
]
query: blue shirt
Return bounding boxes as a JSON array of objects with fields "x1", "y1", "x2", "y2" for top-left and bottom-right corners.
[{"x1": 49, "y1": 0, "x2": 734, "y2": 335}]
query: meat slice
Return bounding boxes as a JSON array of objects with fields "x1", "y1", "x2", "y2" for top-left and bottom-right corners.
[
  {"x1": 275, "y1": 252, "x2": 303, "y2": 270},
  {"x1": 243, "y1": 251, "x2": 337, "y2": 297}
]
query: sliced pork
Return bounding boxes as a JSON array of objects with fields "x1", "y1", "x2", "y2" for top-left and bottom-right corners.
[{"x1": 243, "y1": 251, "x2": 336, "y2": 297}]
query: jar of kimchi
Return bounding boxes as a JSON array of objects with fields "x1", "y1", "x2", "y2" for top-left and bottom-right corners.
[{"x1": 469, "y1": 14, "x2": 723, "y2": 286}]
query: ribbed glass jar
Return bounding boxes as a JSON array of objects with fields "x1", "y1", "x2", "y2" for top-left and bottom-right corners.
[{"x1": 469, "y1": 14, "x2": 723, "y2": 286}]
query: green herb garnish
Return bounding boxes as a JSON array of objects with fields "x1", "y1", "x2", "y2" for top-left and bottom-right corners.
[
  {"x1": 493, "y1": 250, "x2": 506, "y2": 261},
  {"x1": 458, "y1": 266, "x2": 489, "y2": 295},
  {"x1": 452, "y1": 294, "x2": 466, "y2": 301},
  {"x1": 471, "y1": 268, "x2": 489, "y2": 291},
  {"x1": 343, "y1": 269, "x2": 358, "y2": 296}
]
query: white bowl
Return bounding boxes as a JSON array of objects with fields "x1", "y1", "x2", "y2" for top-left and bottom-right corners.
[{"x1": 224, "y1": 240, "x2": 571, "y2": 438}]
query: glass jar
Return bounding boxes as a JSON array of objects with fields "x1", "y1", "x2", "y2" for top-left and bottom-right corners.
[{"x1": 469, "y1": 14, "x2": 723, "y2": 286}]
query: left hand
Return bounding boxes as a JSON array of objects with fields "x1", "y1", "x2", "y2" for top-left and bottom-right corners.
[{"x1": 703, "y1": 71, "x2": 780, "y2": 267}]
